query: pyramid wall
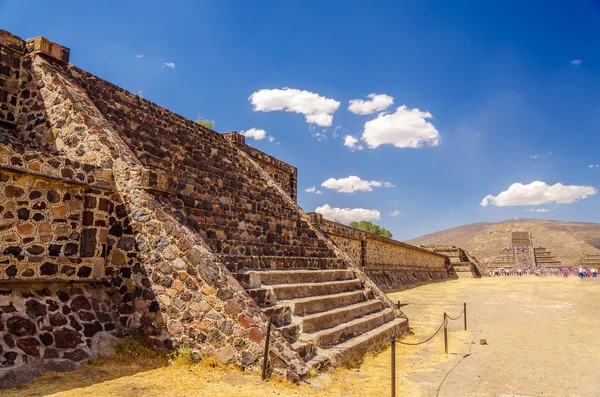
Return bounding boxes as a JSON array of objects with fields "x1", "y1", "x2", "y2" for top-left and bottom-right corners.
[{"x1": 0, "y1": 30, "x2": 411, "y2": 388}]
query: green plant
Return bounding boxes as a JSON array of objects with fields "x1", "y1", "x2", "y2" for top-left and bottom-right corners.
[
  {"x1": 169, "y1": 347, "x2": 194, "y2": 366},
  {"x1": 349, "y1": 220, "x2": 393, "y2": 238},
  {"x1": 195, "y1": 113, "x2": 215, "y2": 130}
]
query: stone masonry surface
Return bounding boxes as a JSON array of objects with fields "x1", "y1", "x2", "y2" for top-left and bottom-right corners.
[
  {"x1": 0, "y1": 30, "x2": 410, "y2": 388},
  {"x1": 310, "y1": 214, "x2": 451, "y2": 290}
]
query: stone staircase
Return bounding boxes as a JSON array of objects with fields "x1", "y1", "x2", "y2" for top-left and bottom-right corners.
[
  {"x1": 488, "y1": 249, "x2": 517, "y2": 268},
  {"x1": 534, "y1": 248, "x2": 561, "y2": 268},
  {"x1": 236, "y1": 268, "x2": 407, "y2": 367},
  {"x1": 576, "y1": 254, "x2": 600, "y2": 268}
]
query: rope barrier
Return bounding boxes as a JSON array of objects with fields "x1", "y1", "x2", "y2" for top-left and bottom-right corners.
[
  {"x1": 397, "y1": 319, "x2": 446, "y2": 346},
  {"x1": 445, "y1": 309, "x2": 464, "y2": 321}
]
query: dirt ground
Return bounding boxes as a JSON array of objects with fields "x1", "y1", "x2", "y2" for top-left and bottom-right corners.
[{"x1": 5, "y1": 276, "x2": 600, "y2": 397}]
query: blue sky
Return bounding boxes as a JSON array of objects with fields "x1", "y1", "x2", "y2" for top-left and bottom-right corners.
[{"x1": 2, "y1": 0, "x2": 599, "y2": 240}]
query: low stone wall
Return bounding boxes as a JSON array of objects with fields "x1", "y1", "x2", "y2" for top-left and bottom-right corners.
[{"x1": 309, "y1": 214, "x2": 449, "y2": 290}]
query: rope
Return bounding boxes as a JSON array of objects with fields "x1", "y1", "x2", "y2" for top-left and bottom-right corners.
[
  {"x1": 397, "y1": 319, "x2": 445, "y2": 346},
  {"x1": 445, "y1": 310, "x2": 464, "y2": 321}
]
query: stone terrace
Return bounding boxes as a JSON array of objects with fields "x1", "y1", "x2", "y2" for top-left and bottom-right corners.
[{"x1": 0, "y1": 30, "x2": 409, "y2": 387}]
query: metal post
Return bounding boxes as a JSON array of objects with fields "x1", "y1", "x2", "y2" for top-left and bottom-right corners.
[
  {"x1": 397, "y1": 300, "x2": 401, "y2": 309},
  {"x1": 443, "y1": 313, "x2": 448, "y2": 354},
  {"x1": 391, "y1": 336, "x2": 396, "y2": 397},
  {"x1": 464, "y1": 302, "x2": 467, "y2": 331},
  {"x1": 262, "y1": 319, "x2": 272, "y2": 381}
]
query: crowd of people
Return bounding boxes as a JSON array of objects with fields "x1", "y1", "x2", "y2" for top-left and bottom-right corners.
[{"x1": 488, "y1": 266, "x2": 598, "y2": 278}]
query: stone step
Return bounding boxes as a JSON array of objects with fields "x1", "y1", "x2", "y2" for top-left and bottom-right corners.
[
  {"x1": 224, "y1": 255, "x2": 346, "y2": 272},
  {"x1": 292, "y1": 290, "x2": 370, "y2": 316},
  {"x1": 305, "y1": 354, "x2": 331, "y2": 370},
  {"x1": 207, "y1": 239, "x2": 331, "y2": 258},
  {"x1": 291, "y1": 341, "x2": 317, "y2": 362},
  {"x1": 323, "y1": 318, "x2": 408, "y2": 366},
  {"x1": 238, "y1": 269, "x2": 356, "y2": 288},
  {"x1": 262, "y1": 304, "x2": 292, "y2": 325},
  {"x1": 246, "y1": 287, "x2": 272, "y2": 306},
  {"x1": 271, "y1": 279, "x2": 363, "y2": 300},
  {"x1": 300, "y1": 308, "x2": 395, "y2": 348},
  {"x1": 301, "y1": 299, "x2": 384, "y2": 333},
  {"x1": 278, "y1": 323, "x2": 300, "y2": 341}
]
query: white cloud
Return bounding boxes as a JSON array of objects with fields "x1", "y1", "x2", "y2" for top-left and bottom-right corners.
[
  {"x1": 313, "y1": 132, "x2": 327, "y2": 142},
  {"x1": 240, "y1": 128, "x2": 267, "y2": 140},
  {"x1": 315, "y1": 204, "x2": 380, "y2": 223},
  {"x1": 383, "y1": 182, "x2": 395, "y2": 188},
  {"x1": 344, "y1": 135, "x2": 363, "y2": 151},
  {"x1": 305, "y1": 186, "x2": 322, "y2": 194},
  {"x1": 344, "y1": 135, "x2": 358, "y2": 148},
  {"x1": 481, "y1": 181, "x2": 597, "y2": 207},
  {"x1": 321, "y1": 175, "x2": 392, "y2": 193},
  {"x1": 268, "y1": 136, "x2": 275, "y2": 143},
  {"x1": 165, "y1": 62, "x2": 176, "y2": 69},
  {"x1": 390, "y1": 210, "x2": 401, "y2": 217},
  {"x1": 589, "y1": 164, "x2": 599, "y2": 168},
  {"x1": 524, "y1": 208, "x2": 550, "y2": 213},
  {"x1": 571, "y1": 59, "x2": 582, "y2": 65},
  {"x1": 362, "y1": 105, "x2": 440, "y2": 149},
  {"x1": 531, "y1": 152, "x2": 552, "y2": 159},
  {"x1": 248, "y1": 88, "x2": 340, "y2": 126},
  {"x1": 348, "y1": 94, "x2": 394, "y2": 115},
  {"x1": 136, "y1": 54, "x2": 144, "y2": 58}
]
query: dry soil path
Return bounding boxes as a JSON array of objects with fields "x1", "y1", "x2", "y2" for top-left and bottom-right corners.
[{"x1": 390, "y1": 276, "x2": 600, "y2": 397}]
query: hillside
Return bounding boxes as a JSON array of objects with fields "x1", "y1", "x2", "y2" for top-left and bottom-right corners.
[{"x1": 407, "y1": 220, "x2": 600, "y2": 267}]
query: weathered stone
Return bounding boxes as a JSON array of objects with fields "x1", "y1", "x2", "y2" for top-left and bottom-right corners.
[
  {"x1": 131, "y1": 209, "x2": 151, "y2": 222},
  {"x1": 16, "y1": 223, "x2": 34, "y2": 236},
  {"x1": 39, "y1": 332, "x2": 53, "y2": 346},
  {"x1": 90, "y1": 332, "x2": 119, "y2": 358},
  {"x1": 16, "y1": 337, "x2": 40, "y2": 356},
  {"x1": 7, "y1": 316, "x2": 36, "y2": 336},
  {"x1": 80, "y1": 229, "x2": 97, "y2": 257},
  {"x1": 54, "y1": 328, "x2": 83, "y2": 349},
  {"x1": 26, "y1": 245, "x2": 44, "y2": 255},
  {"x1": 25, "y1": 300, "x2": 47, "y2": 318},
  {"x1": 44, "y1": 348, "x2": 59, "y2": 359},
  {"x1": 47, "y1": 190, "x2": 60, "y2": 203},
  {"x1": 40, "y1": 262, "x2": 58, "y2": 276},
  {"x1": 48, "y1": 313, "x2": 67, "y2": 327},
  {"x1": 215, "y1": 346, "x2": 235, "y2": 364},
  {"x1": 83, "y1": 321, "x2": 103, "y2": 337},
  {"x1": 241, "y1": 350, "x2": 257, "y2": 366},
  {"x1": 117, "y1": 237, "x2": 136, "y2": 251},
  {"x1": 63, "y1": 348, "x2": 89, "y2": 361},
  {"x1": 248, "y1": 327, "x2": 263, "y2": 343},
  {"x1": 17, "y1": 208, "x2": 30, "y2": 220},
  {"x1": 5, "y1": 185, "x2": 24, "y2": 198},
  {"x1": 154, "y1": 235, "x2": 169, "y2": 249},
  {"x1": 70, "y1": 295, "x2": 91, "y2": 312},
  {"x1": 77, "y1": 266, "x2": 92, "y2": 278}
]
